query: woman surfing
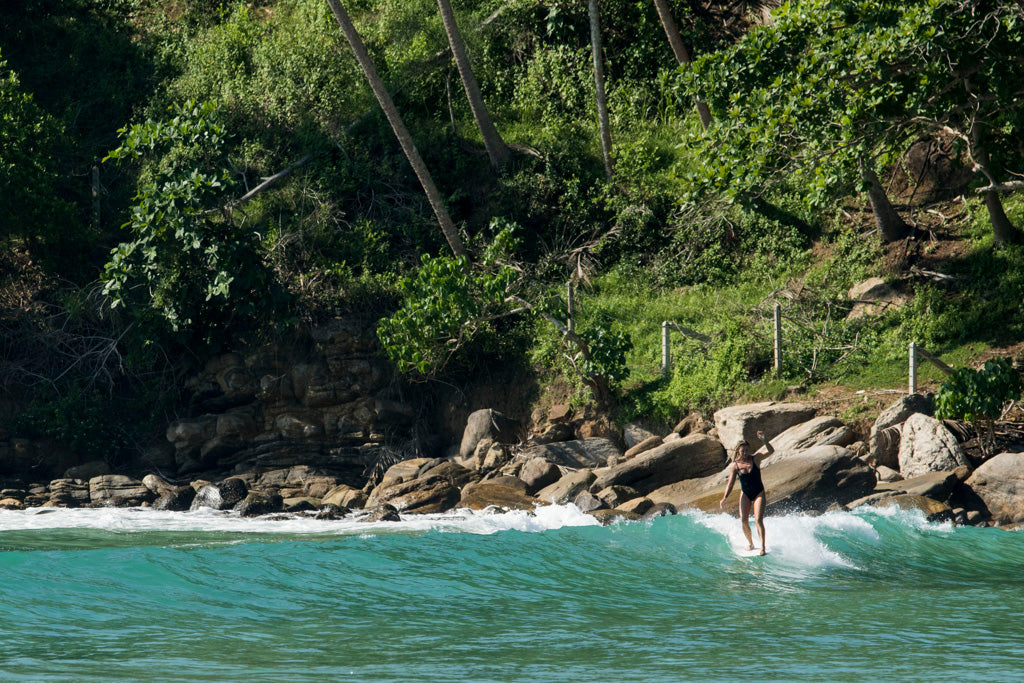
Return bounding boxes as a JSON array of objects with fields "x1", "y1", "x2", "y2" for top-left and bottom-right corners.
[{"x1": 719, "y1": 430, "x2": 773, "y2": 556}]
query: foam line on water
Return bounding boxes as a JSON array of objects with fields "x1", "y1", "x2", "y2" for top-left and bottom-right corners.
[{"x1": 0, "y1": 503, "x2": 601, "y2": 536}]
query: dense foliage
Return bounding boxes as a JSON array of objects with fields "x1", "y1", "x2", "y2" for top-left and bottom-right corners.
[{"x1": 2, "y1": 0, "x2": 1024, "y2": 447}]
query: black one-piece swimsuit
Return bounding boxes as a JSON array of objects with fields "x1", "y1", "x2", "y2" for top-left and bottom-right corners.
[{"x1": 737, "y1": 461, "x2": 765, "y2": 500}]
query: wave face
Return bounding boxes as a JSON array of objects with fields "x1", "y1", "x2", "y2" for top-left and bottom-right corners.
[{"x1": 2, "y1": 506, "x2": 1024, "y2": 682}]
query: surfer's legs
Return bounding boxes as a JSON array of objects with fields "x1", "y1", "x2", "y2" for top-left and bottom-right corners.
[
  {"x1": 753, "y1": 493, "x2": 766, "y2": 555},
  {"x1": 738, "y1": 494, "x2": 754, "y2": 550}
]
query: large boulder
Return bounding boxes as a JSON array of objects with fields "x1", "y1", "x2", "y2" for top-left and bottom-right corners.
[
  {"x1": 648, "y1": 445, "x2": 875, "y2": 514},
  {"x1": 623, "y1": 435, "x2": 663, "y2": 460},
  {"x1": 152, "y1": 486, "x2": 197, "y2": 512},
  {"x1": 322, "y1": 484, "x2": 368, "y2": 509},
  {"x1": 761, "y1": 416, "x2": 854, "y2": 464},
  {"x1": 235, "y1": 491, "x2": 284, "y2": 517},
  {"x1": 518, "y1": 438, "x2": 622, "y2": 469},
  {"x1": 591, "y1": 434, "x2": 726, "y2": 495},
  {"x1": 89, "y1": 475, "x2": 154, "y2": 506},
  {"x1": 518, "y1": 457, "x2": 562, "y2": 494},
  {"x1": 962, "y1": 453, "x2": 1024, "y2": 524},
  {"x1": 897, "y1": 413, "x2": 969, "y2": 478},
  {"x1": 459, "y1": 476, "x2": 540, "y2": 511},
  {"x1": 190, "y1": 478, "x2": 248, "y2": 511},
  {"x1": 535, "y1": 469, "x2": 597, "y2": 504},
  {"x1": 623, "y1": 422, "x2": 660, "y2": 448},
  {"x1": 48, "y1": 479, "x2": 90, "y2": 507},
  {"x1": 713, "y1": 402, "x2": 817, "y2": 453},
  {"x1": 869, "y1": 393, "x2": 934, "y2": 468},
  {"x1": 459, "y1": 409, "x2": 521, "y2": 459},
  {"x1": 846, "y1": 277, "x2": 909, "y2": 319},
  {"x1": 366, "y1": 461, "x2": 475, "y2": 514}
]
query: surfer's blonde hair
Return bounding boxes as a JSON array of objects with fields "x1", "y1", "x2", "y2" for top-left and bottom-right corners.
[{"x1": 734, "y1": 440, "x2": 752, "y2": 461}]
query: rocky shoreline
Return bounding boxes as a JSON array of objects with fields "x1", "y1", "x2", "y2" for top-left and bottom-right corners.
[
  {"x1": 1, "y1": 317, "x2": 1021, "y2": 527},
  {"x1": 2, "y1": 395, "x2": 1022, "y2": 530}
]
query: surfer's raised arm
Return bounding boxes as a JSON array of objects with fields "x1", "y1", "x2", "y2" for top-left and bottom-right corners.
[{"x1": 754, "y1": 430, "x2": 773, "y2": 458}]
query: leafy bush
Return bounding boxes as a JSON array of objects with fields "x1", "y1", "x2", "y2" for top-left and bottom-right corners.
[
  {"x1": 935, "y1": 358, "x2": 1022, "y2": 424},
  {"x1": 103, "y1": 100, "x2": 287, "y2": 347},
  {"x1": 935, "y1": 357, "x2": 1023, "y2": 454}
]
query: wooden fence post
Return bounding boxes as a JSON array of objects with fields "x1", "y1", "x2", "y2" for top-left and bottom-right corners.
[
  {"x1": 661, "y1": 320, "x2": 671, "y2": 379},
  {"x1": 566, "y1": 281, "x2": 574, "y2": 334},
  {"x1": 909, "y1": 342, "x2": 917, "y2": 394},
  {"x1": 774, "y1": 303, "x2": 782, "y2": 376}
]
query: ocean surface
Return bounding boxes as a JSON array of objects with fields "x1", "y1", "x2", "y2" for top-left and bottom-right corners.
[{"x1": 2, "y1": 504, "x2": 1022, "y2": 682}]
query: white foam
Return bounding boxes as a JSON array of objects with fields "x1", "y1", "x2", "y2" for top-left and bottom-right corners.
[
  {"x1": 855, "y1": 502, "x2": 956, "y2": 533},
  {"x1": 692, "y1": 509, "x2": 856, "y2": 569},
  {"x1": 0, "y1": 503, "x2": 601, "y2": 537}
]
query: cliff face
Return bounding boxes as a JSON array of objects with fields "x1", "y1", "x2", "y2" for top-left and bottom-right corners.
[{"x1": 162, "y1": 317, "x2": 417, "y2": 485}]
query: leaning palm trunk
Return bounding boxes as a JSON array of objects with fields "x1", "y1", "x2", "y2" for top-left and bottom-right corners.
[
  {"x1": 860, "y1": 161, "x2": 910, "y2": 243},
  {"x1": 588, "y1": 0, "x2": 614, "y2": 180},
  {"x1": 437, "y1": 0, "x2": 509, "y2": 172},
  {"x1": 652, "y1": 0, "x2": 712, "y2": 130},
  {"x1": 326, "y1": 0, "x2": 465, "y2": 257}
]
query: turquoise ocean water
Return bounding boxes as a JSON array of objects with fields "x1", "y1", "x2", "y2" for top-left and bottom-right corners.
[{"x1": 2, "y1": 504, "x2": 1023, "y2": 682}]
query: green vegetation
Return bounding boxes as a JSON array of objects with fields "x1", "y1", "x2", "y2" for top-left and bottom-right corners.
[
  {"x1": 2, "y1": 0, "x2": 1024, "y2": 452},
  {"x1": 936, "y1": 357, "x2": 1024, "y2": 454}
]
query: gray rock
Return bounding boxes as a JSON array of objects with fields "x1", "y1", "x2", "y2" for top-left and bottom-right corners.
[
  {"x1": 713, "y1": 402, "x2": 817, "y2": 454},
  {"x1": 616, "y1": 497, "x2": 653, "y2": 515},
  {"x1": 623, "y1": 422, "x2": 660, "y2": 448},
  {"x1": 595, "y1": 485, "x2": 640, "y2": 508},
  {"x1": 459, "y1": 409, "x2": 521, "y2": 459},
  {"x1": 152, "y1": 486, "x2": 197, "y2": 511},
  {"x1": 518, "y1": 457, "x2": 561, "y2": 494},
  {"x1": 190, "y1": 478, "x2": 248, "y2": 511},
  {"x1": 235, "y1": 491, "x2": 284, "y2": 517},
  {"x1": 846, "y1": 277, "x2": 909, "y2": 319},
  {"x1": 962, "y1": 452, "x2": 1024, "y2": 524},
  {"x1": 361, "y1": 504, "x2": 401, "y2": 523},
  {"x1": 591, "y1": 434, "x2": 726, "y2": 495},
  {"x1": 623, "y1": 435, "x2": 663, "y2": 460},
  {"x1": 322, "y1": 484, "x2": 368, "y2": 509},
  {"x1": 459, "y1": 477, "x2": 539, "y2": 511},
  {"x1": 535, "y1": 470, "x2": 597, "y2": 504},
  {"x1": 897, "y1": 413, "x2": 969, "y2": 478},
  {"x1": 760, "y1": 416, "x2": 854, "y2": 465},
  {"x1": 369, "y1": 469, "x2": 464, "y2": 514},
  {"x1": 573, "y1": 491, "x2": 606, "y2": 512},
  {"x1": 869, "y1": 393, "x2": 934, "y2": 468},
  {"x1": 519, "y1": 438, "x2": 622, "y2": 469},
  {"x1": 89, "y1": 475, "x2": 154, "y2": 505},
  {"x1": 48, "y1": 479, "x2": 90, "y2": 507}
]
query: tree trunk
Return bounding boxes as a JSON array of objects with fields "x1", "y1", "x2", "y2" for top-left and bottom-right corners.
[
  {"x1": 984, "y1": 190, "x2": 1019, "y2": 246},
  {"x1": 588, "y1": 0, "x2": 614, "y2": 181},
  {"x1": 437, "y1": 0, "x2": 509, "y2": 172},
  {"x1": 326, "y1": 0, "x2": 465, "y2": 257},
  {"x1": 652, "y1": 0, "x2": 712, "y2": 130},
  {"x1": 861, "y1": 162, "x2": 910, "y2": 243},
  {"x1": 970, "y1": 123, "x2": 1022, "y2": 246}
]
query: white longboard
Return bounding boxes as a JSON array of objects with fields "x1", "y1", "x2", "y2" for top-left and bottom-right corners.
[{"x1": 736, "y1": 547, "x2": 767, "y2": 557}]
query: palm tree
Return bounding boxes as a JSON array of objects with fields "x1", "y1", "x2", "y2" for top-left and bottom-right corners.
[
  {"x1": 326, "y1": 0, "x2": 465, "y2": 257},
  {"x1": 652, "y1": 0, "x2": 712, "y2": 130},
  {"x1": 860, "y1": 161, "x2": 910, "y2": 243},
  {"x1": 437, "y1": 0, "x2": 509, "y2": 172},
  {"x1": 588, "y1": 0, "x2": 614, "y2": 180}
]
